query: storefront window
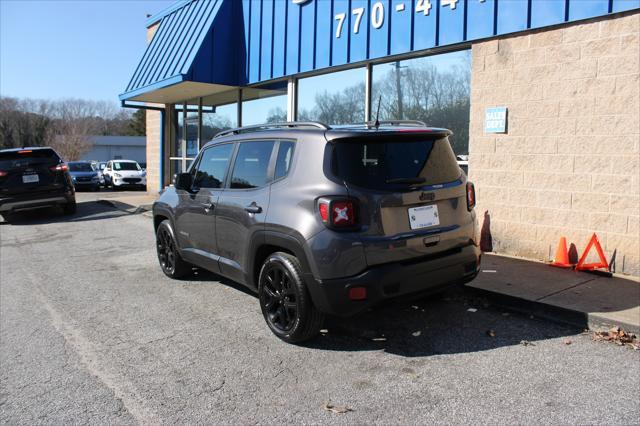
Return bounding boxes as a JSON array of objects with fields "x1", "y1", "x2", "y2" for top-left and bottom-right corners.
[
  {"x1": 298, "y1": 68, "x2": 366, "y2": 124},
  {"x1": 201, "y1": 103, "x2": 237, "y2": 141},
  {"x1": 372, "y1": 50, "x2": 471, "y2": 155},
  {"x1": 242, "y1": 86, "x2": 287, "y2": 125}
]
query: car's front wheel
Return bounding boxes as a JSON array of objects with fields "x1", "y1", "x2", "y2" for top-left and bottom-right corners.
[
  {"x1": 258, "y1": 252, "x2": 324, "y2": 343},
  {"x1": 156, "y1": 220, "x2": 191, "y2": 279}
]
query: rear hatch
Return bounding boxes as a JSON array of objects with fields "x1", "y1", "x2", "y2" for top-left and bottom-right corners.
[
  {"x1": 330, "y1": 132, "x2": 473, "y2": 266},
  {"x1": 0, "y1": 149, "x2": 66, "y2": 196}
]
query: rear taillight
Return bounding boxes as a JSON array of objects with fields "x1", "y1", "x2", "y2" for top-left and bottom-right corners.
[
  {"x1": 466, "y1": 182, "x2": 476, "y2": 211},
  {"x1": 317, "y1": 197, "x2": 357, "y2": 229},
  {"x1": 50, "y1": 163, "x2": 68, "y2": 172},
  {"x1": 0, "y1": 170, "x2": 7, "y2": 177}
]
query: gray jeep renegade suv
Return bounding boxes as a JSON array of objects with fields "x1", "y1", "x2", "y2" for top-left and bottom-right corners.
[{"x1": 153, "y1": 121, "x2": 480, "y2": 343}]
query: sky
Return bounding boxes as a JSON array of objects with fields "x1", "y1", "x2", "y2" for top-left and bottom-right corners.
[{"x1": 0, "y1": 0, "x2": 174, "y2": 102}]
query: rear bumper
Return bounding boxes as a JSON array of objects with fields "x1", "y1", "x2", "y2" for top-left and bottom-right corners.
[
  {"x1": 307, "y1": 244, "x2": 481, "y2": 316},
  {"x1": 0, "y1": 190, "x2": 74, "y2": 212}
]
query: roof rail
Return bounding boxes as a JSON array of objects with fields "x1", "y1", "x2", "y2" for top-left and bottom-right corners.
[
  {"x1": 365, "y1": 120, "x2": 427, "y2": 128},
  {"x1": 214, "y1": 121, "x2": 331, "y2": 138}
]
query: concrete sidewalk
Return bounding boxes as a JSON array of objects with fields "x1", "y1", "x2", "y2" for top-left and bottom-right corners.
[{"x1": 468, "y1": 254, "x2": 640, "y2": 334}]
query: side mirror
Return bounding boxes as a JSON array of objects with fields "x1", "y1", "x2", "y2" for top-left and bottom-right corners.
[{"x1": 174, "y1": 172, "x2": 193, "y2": 191}]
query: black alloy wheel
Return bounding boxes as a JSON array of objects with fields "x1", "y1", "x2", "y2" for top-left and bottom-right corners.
[
  {"x1": 156, "y1": 220, "x2": 191, "y2": 278},
  {"x1": 258, "y1": 252, "x2": 324, "y2": 343},
  {"x1": 262, "y1": 263, "x2": 299, "y2": 333}
]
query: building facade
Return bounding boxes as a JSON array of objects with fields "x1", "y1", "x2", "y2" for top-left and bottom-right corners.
[
  {"x1": 121, "y1": 0, "x2": 639, "y2": 275},
  {"x1": 79, "y1": 136, "x2": 146, "y2": 164}
]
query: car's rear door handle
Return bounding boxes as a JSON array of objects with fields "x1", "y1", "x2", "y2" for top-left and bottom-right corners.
[{"x1": 245, "y1": 204, "x2": 262, "y2": 214}]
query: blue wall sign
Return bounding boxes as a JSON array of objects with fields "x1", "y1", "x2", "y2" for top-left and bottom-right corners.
[{"x1": 485, "y1": 107, "x2": 507, "y2": 133}]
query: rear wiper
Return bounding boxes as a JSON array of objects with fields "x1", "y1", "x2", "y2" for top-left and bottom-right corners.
[{"x1": 385, "y1": 177, "x2": 426, "y2": 185}]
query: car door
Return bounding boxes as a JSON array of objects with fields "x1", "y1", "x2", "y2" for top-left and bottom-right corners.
[
  {"x1": 174, "y1": 143, "x2": 235, "y2": 274},
  {"x1": 215, "y1": 140, "x2": 276, "y2": 285}
]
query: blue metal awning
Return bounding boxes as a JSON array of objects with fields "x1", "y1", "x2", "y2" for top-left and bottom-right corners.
[{"x1": 119, "y1": 0, "x2": 243, "y2": 102}]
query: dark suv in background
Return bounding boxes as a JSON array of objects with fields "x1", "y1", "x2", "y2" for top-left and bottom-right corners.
[
  {"x1": 153, "y1": 121, "x2": 480, "y2": 343},
  {"x1": 0, "y1": 147, "x2": 76, "y2": 221}
]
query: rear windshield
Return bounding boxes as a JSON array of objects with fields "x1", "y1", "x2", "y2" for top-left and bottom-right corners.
[
  {"x1": 0, "y1": 149, "x2": 60, "y2": 170},
  {"x1": 332, "y1": 137, "x2": 461, "y2": 190},
  {"x1": 113, "y1": 162, "x2": 140, "y2": 171},
  {"x1": 68, "y1": 163, "x2": 95, "y2": 172}
]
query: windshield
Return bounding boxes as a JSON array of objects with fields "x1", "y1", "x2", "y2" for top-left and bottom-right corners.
[
  {"x1": 332, "y1": 137, "x2": 461, "y2": 190},
  {"x1": 0, "y1": 149, "x2": 60, "y2": 170},
  {"x1": 113, "y1": 162, "x2": 140, "y2": 171},
  {"x1": 68, "y1": 163, "x2": 94, "y2": 172}
]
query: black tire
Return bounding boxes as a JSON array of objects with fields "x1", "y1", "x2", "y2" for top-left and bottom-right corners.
[
  {"x1": 258, "y1": 252, "x2": 324, "y2": 343},
  {"x1": 94, "y1": 185, "x2": 100, "y2": 192},
  {"x1": 63, "y1": 200, "x2": 77, "y2": 215},
  {"x1": 156, "y1": 220, "x2": 191, "y2": 279}
]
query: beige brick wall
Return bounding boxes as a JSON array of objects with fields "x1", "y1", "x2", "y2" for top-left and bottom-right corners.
[
  {"x1": 146, "y1": 109, "x2": 162, "y2": 193},
  {"x1": 469, "y1": 11, "x2": 640, "y2": 276}
]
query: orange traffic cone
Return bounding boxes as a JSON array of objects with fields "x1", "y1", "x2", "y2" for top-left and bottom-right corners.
[
  {"x1": 576, "y1": 233, "x2": 610, "y2": 273},
  {"x1": 551, "y1": 236, "x2": 573, "y2": 268}
]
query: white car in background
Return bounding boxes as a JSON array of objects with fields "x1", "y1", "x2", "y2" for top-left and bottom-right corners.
[{"x1": 103, "y1": 160, "x2": 147, "y2": 190}]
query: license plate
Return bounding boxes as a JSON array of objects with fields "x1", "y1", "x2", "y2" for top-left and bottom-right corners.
[
  {"x1": 408, "y1": 205, "x2": 440, "y2": 230},
  {"x1": 22, "y1": 174, "x2": 39, "y2": 184}
]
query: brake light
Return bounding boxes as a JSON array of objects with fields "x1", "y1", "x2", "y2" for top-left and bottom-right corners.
[
  {"x1": 318, "y1": 198, "x2": 357, "y2": 229},
  {"x1": 466, "y1": 182, "x2": 476, "y2": 211},
  {"x1": 0, "y1": 170, "x2": 7, "y2": 177},
  {"x1": 50, "y1": 164, "x2": 68, "y2": 172}
]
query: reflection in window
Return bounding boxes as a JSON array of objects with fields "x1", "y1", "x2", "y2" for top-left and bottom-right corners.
[
  {"x1": 298, "y1": 68, "x2": 366, "y2": 124},
  {"x1": 194, "y1": 144, "x2": 234, "y2": 189},
  {"x1": 372, "y1": 50, "x2": 471, "y2": 155},
  {"x1": 202, "y1": 103, "x2": 237, "y2": 141},
  {"x1": 274, "y1": 141, "x2": 295, "y2": 180},
  {"x1": 230, "y1": 141, "x2": 275, "y2": 189},
  {"x1": 242, "y1": 88, "x2": 287, "y2": 125}
]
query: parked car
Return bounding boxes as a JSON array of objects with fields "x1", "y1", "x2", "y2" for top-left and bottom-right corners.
[
  {"x1": 153, "y1": 121, "x2": 480, "y2": 343},
  {"x1": 103, "y1": 160, "x2": 147, "y2": 190},
  {"x1": 68, "y1": 161, "x2": 101, "y2": 191},
  {"x1": 89, "y1": 161, "x2": 105, "y2": 186},
  {"x1": 0, "y1": 147, "x2": 76, "y2": 220}
]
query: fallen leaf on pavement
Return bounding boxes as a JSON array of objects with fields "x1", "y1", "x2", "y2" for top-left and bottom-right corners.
[
  {"x1": 520, "y1": 340, "x2": 536, "y2": 346},
  {"x1": 592, "y1": 326, "x2": 638, "y2": 349},
  {"x1": 412, "y1": 331, "x2": 421, "y2": 337},
  {"x1": 324, "y1": 401, "x2": 353, "y2": 414},
  {"x1": 486, "y1": 330, "x2": 496, "y2": 337},
  {"x1": 564, "y1": 339, "x2": 572, "y2": 345}
]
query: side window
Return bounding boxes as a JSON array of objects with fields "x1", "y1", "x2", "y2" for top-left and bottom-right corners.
[
  {"x1": 274, "y1": 141, "x2": 295, "y2": 180},
  {"x1": 230, "y1": 141, "x2": 275, "y2": 189},
  {"x1": 193, "y1": 144, "x2": 234, "y2": 189}
]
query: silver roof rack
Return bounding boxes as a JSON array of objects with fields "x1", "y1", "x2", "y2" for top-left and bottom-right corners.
[
  {"x1": 214, "y1": 121, "x2": 331, "y2": 138},
  {"x1": 365, "y1": 120, "x2": 427, "y2": 128}
]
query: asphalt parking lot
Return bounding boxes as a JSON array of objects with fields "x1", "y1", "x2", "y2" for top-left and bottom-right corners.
[{"x1": 1, "y1": 193, "x2": 639, "y2": 424}]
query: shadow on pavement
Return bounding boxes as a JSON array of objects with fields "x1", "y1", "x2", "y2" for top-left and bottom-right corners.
[
  {"x1": 182, "y1": 269, "x2": 580, "y2": 357},
  {"x1": 1, "y1": 201, "x2": 135, "y2": 226}
]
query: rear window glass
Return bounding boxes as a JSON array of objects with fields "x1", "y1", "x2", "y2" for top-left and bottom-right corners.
[
  {"x1": 332, "y1": 137, "x2": 460, "y2": 190},
  {"x1": 0, "y1": 149, "x2": 60, "y2": 170},
  {"x1": 68, "y1": 163, "x2": 95, "y2": 172},
  {"x1": 113, "y1": 162, "x2": 140, "y2": 171}
]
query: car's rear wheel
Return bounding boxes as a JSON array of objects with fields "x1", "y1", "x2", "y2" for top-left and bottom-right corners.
[
  {"x1": 156, "y1": 220, "x2": 191, "y2": 279},
  {"x1": 258, "y1": 252, "x2": 324, "y2": 343},
  {"x1": 63, "y1": 199, "x2": 76, "y2": 215}
]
